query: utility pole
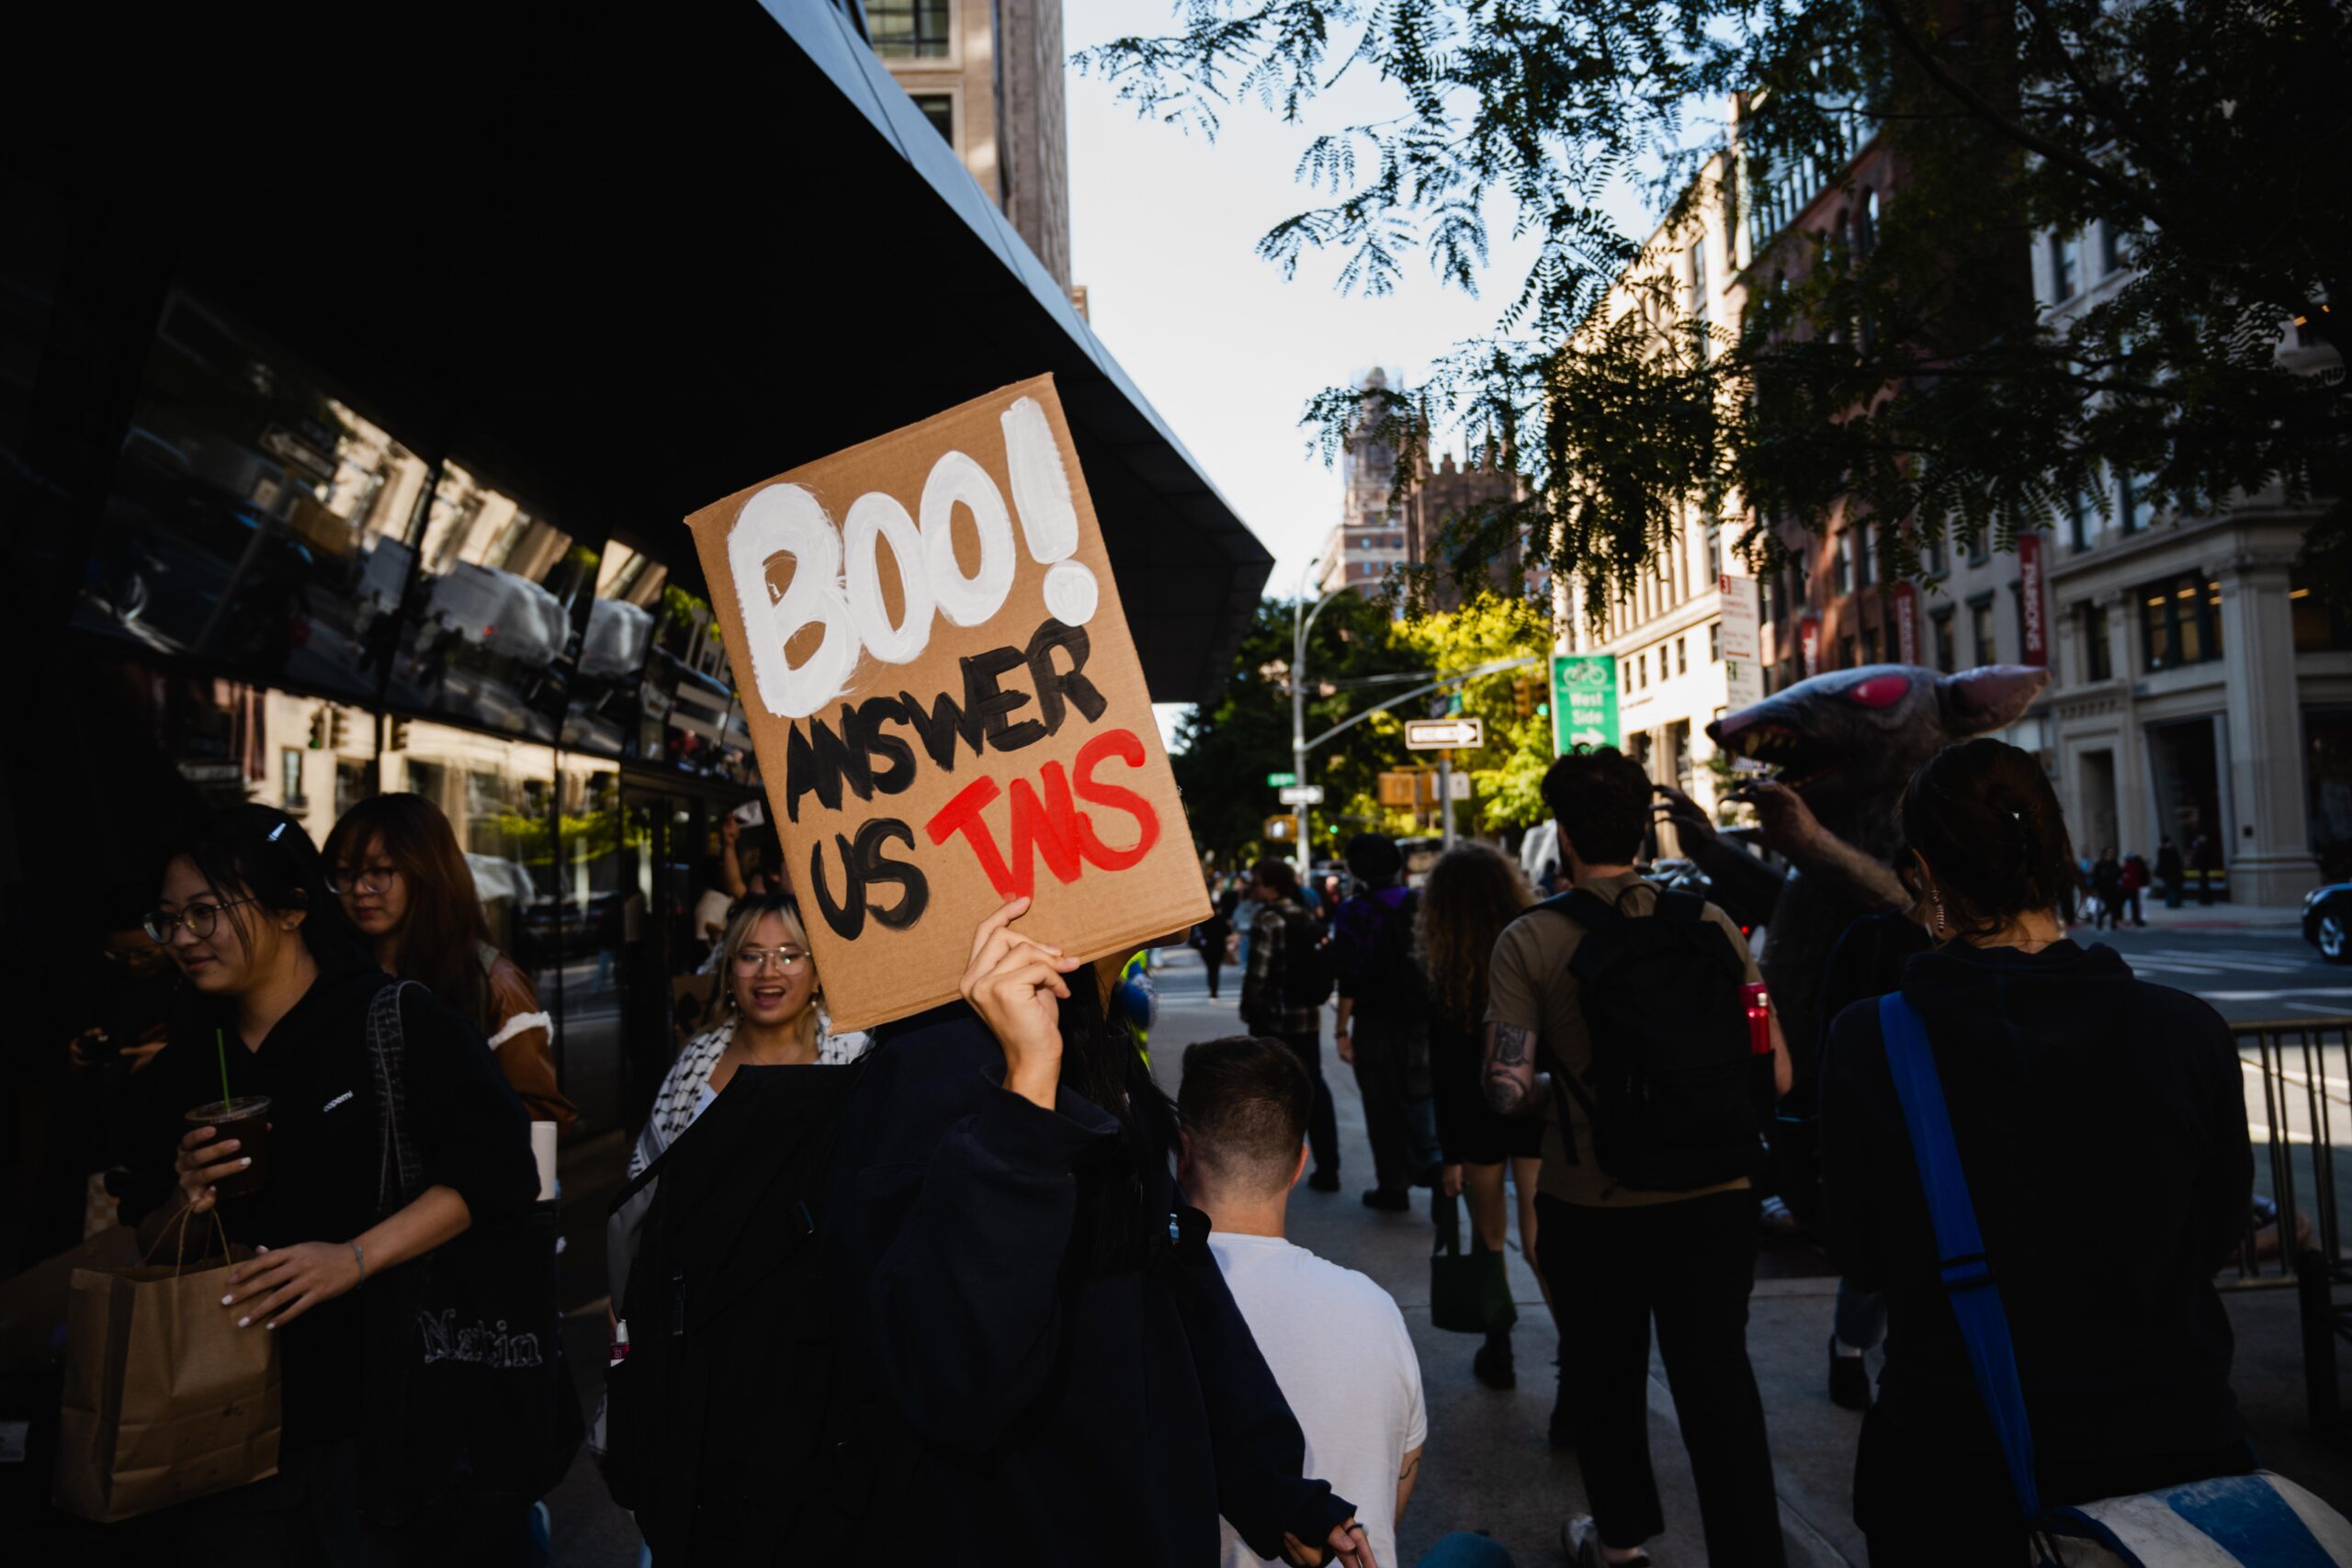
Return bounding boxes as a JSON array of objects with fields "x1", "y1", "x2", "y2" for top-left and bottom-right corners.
[
  {"x1": 1291, "y1": 561, "x2": 1340, "y2": 877},
  {"x1": 1439, "y1": 750, "x2": 1455, "y2": 849}
]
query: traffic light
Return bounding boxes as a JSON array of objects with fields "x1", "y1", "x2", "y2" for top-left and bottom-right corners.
[
  {"x1": 328, "y1": 709, "x2": 349, "y2": 750},
  {"x1": 308, "y1": 708, "x2": 327, "y2": 749},
  {"x1": 1511, "y1": 679, "x2": 1533, "y2": 717}
]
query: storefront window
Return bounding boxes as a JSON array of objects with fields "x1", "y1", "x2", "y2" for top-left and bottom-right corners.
[
  {"x1": 2292, "y1": 571, "x2": 2352, "y2": 652},
  {"x1": 561, "y1": 541, "x2": 667, "y2": 756},
  {"x1": 390, "y1": 463, "x2": 598, "y2": 743},
  {"x1": 378, "y1": 720, "x2": 557, "y2": 962},
  {"x1": 2140, "y1": 573, "x2": 2223, "y2": 672},
  {"x1": 74, "y1": 294, "x2": 430, "y2": 703},
  {"x1": 636, "y1": 583, "x2": 757, "y2": 782}
]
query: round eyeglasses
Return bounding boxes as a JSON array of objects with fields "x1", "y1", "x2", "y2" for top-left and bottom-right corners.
[
  {"x1": 143, "y1": 898, "x2": 257, "y2": 943},
  {"x1": 730, "y1": 944, "x2": 809, "y2": 975}
]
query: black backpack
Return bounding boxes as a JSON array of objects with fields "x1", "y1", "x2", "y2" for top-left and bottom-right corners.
[
  {"x1": 1331, "y1": 889, "x2": 1431, "y2": 1023},
  {"x1": 1533, "y1": 885, "x2": 1767, "y2": 1192},
  {"x1": 1280, "y1": 904, "x2": 1337, "y2": 1010},
  {"x1": 601, "y1": 1061, "x2": 915, "y2": 1562}
]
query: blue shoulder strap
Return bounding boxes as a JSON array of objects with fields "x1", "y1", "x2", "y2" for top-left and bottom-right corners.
[{"x1": 1876, "y1": 992, "x2": 2043, "y2": 1524}]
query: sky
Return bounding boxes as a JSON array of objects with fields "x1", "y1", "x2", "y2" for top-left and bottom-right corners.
[{"x1": 1059, "y1": 0, "x2": 1650, "y2": 750}]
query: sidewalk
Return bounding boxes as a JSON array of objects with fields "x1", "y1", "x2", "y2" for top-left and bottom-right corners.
[
  {"x1": 2096, "y1": 899, "x2": 2308, "y2": 934},
  {"x1": 1141, "y1": 945, "x2": 2349, "y2": 1567}
]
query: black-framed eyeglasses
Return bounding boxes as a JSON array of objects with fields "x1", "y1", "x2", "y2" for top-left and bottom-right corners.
[
  {"x1": 328, "y1": 864, "x2": 399, "y2": 896},
  {"x1": 143, "y1": 898, "x2": 257, "y2": 943}
]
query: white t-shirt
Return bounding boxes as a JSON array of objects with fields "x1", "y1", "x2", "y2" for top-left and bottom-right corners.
[{"x1": 1207, "y1": 1233, "x2": 1426, "y2": 1568}]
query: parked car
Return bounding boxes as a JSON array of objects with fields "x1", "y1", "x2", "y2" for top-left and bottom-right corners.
[{"x1": 2302, "y1": 884, "x2": 2352, "y2": 964}]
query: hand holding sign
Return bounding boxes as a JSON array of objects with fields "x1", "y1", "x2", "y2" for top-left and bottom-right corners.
[
  {"x1": 685, "y1": 377, "x2": 1207, "y2": 1031},
  {"x1": 958, "y1": 897, "x2": 1080, "y2": 1110}
]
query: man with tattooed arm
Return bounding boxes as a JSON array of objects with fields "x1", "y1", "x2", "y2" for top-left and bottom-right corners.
[{"x1": 1482, "y1": 749, "x2": 1792, "y2": 1568}]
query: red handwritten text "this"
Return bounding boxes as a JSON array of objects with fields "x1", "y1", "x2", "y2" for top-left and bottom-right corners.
[{"x1": 923, "y1": 728, "x2": 1161, "y2": 900}]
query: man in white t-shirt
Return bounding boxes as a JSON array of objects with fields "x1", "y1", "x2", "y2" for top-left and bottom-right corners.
[{"x1": 1181, "y1": 1035, "x2": 1429, "y2": 1568}]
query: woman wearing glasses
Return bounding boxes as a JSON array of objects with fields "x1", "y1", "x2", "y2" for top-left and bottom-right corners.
[
  {"x1": 118, "y1": 804, "x2": 535, "y2": 1554},
  {"x1": 627, "y1": 893, "x2": 866, "y2": 1183},
  {"x1": 323, "y1": 793, "x2": 576, "y2": 1126}
]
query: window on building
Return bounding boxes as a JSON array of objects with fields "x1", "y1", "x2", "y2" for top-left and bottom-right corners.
[
  {"x1": 1623, "y1": 659, "x2": 1634, "y2": 694},
  {"x1": 2081, "y1": 602, "x2": 2113, "y2": 681},
  {"x1": 1676, "y1": 637, "x2": 1689, "y2": 675},
  {"x1": 1931, "y1": 608, "x2": 1957, "y2": 673},
  {"x1": 2119, "y1": 470, "x2": 2155, "y2": 534},
  {"x1": 1965, "y1": 526, "x2": 1990, "y2": 567},
  {"x1": 1862, "y1": 627, "x2": 1882, "y2": 664},
  {"x1": 911, "y1": 94, "x2": 955, "y2": 144},
  {"x1": 1856, "y1": 523, "x2": 1875, "y2": 590},
  {"x1": 1970, "y1": 596, "x2": 1997, "y2": 665},
  {"x1": 2099, "y1": 220, "x2": 2134, "y2": 276},
  {"x1": 280, "y1": 749, "x2": 306, "y2": 809},
  {"x1": 2049, "y1": 231, "x2": 2080, "y2": 299},
  {"x1": 1704, "y1": 525, "x2": 1723, "y2": 582},
  {"x1": 1638, "y1": 652, "x2": 1649, "y2": 688},
  {"x1": 1922, "y1": 528, "x2": 1948, "y2": 578},
  {"x1": 2138, "y1": 574, "x2": 2224, "y2": 671},
  {"x1": 1834, "y1": 532, "x2": 1855, "y2": 596},
  {"x1": 1709, "y1": 622, "x2": 1723, "y2": 662},
  {"x1": 2064, "y1": 489, "x2": 2089, "y2": 551},
  {"x1": 2292, "y1": 570, "x2": 2352, "y2": 651},
  {"x1": 868, "y1": 0, "x2": 953, "y2": 58}
]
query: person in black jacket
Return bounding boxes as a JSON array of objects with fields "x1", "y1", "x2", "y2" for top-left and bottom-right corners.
[
  {"x1": 825, "y1": 895, "x2": 1375, "y2": 1568},
  {"x1": 1818, "y1": 740, "x2": 2255, "y2": 1565},
  {"x1": 116, "y1": 805, "x2": 537, "y2": 1560}
]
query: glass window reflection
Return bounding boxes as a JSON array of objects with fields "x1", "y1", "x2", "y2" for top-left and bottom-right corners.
[
  {"x1": 560, "y1": 542, "x2": 667, "y2": 756},
  {"x1": 75, "y1": 294, "x2": 429, "y2": 702},
  {"x1": 390, "y1": 464, "x2": 597, "y2": 742},
  {"x1": 379, "y1": 720, "x2": 557, "y2": 963},
  {"x1": 634, "y1": 583, "x2": 756, "y2": 782}
]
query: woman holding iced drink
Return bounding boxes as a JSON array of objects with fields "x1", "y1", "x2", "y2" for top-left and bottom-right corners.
[{"x1": 120, "y1": 804, "x2": 533, "y2": 1552}]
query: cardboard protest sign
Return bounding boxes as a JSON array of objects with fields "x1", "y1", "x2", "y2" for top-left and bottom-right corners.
[{"x1": 684, "y1": 377, "x2": 1207, "y2": 1031}]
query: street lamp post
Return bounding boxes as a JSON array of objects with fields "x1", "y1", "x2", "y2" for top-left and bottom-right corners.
[{"x1": 1292, "y1": 561, "x2": 1341, "y2": 877}]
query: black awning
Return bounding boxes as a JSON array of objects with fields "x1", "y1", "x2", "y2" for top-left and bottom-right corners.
[{"x1": 78, "y1": 0, "x2": 1268, "y2": 706}]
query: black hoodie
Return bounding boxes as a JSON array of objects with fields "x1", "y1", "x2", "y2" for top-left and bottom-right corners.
[{"x1": 1818, "y1": 940, "x2": 2250, "y2": 1461}]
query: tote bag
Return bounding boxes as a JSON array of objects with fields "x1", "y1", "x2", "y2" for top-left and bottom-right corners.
[
  {"x1": 357, "y1": 982, "x2": 582, "y2": 1528},
  {"x1": 1875, "y1": 993, "x2": 2352, "y2": 1567},
  {"x1": 1429, "y1": 1193, "x2": 1518, "y2": 1336},
  {"x1": 53, "y1": 1207, "x2": 280, "y2": 1522}
]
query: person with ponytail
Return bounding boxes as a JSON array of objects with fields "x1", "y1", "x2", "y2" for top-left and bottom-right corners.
[
  {"x1": 324, "y1": 793, "x2": 576, "y2": 1126},
  {"x1": 825, "y1": 897, "x2": 1377, "y2": 1568},
  {"x1": 1817, "y1": 739, "x2": 2254, "y2": 1563}
]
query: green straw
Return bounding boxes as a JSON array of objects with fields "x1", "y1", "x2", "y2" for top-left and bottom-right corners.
[{"x1": 216, "y1": 1027, "x2": 232, "y2": 1111}]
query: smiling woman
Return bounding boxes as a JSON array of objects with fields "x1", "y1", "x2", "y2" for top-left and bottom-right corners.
[{"x1": 117, "y1": 803, "x2": 537, "y2": 1553}]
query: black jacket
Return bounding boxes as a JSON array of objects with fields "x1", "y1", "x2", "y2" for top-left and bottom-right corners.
[
  {"x1": 119, "y1": 964, "x2": 535, "y2": 1443},
  {"x1": 824, "y1": 1008, "x2": 1353, "y2": 1565},
  {"x1": 1818, "y1": 940, "x2": 2250, "y2": 1461}
]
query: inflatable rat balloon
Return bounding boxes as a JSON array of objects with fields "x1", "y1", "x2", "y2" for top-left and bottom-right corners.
[{"x1": 1673, "y1": 663, "x2": 2052, "y2": 1066}]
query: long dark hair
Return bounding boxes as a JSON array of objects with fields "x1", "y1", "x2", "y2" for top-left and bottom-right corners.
[
  {"x1": 1417, "y1": 842, "x2": 1534, "y2": 1021},
  {"x1": 1900, "y1": 739, "x2": 2081, "y2": 940},
  {"x1": 165, "y1": 805, "x2": 369, "y2": 975},
  {"x1": 1057, "y1": 972, "x2": 1179, "y2": 1274},
  {"x1": 323, "y1": 794, "x2": 495, "y2": 1031}
]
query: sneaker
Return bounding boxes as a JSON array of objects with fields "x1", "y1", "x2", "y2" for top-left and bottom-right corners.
[
  {"x1": 1307, "y1": 1168, "x2": 1341, "y2": 1193},
  {"x1": 1564, "y1": 1515, "x2": 1650, "y2": 1568},
  {"x1": 1362, "y1": 1188, "x2": 1411, "y2": 1212},
  {"x1": 1828, "y1": 1335, "x2": 1871, "y2": 1411},
  {"x1": 1472, "y1": 1336, "x2": 1516, "y2": 1390}
]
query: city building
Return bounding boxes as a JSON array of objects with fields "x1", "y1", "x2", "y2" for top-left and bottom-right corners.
[
  {"x1": 867, "y1": 0, "x2": 1074, "y2": 289},
  {"x1": 2036, "y1": 222, "x2": 2346, "y2": 897},
  {"x1": 1552, "y1": 156, "x2": 1752, "y2": 848},
  {"x1": 1, "y1": 0, "x2": 1269, "y2": 1266},
  {"x1": 1318, "y1": 367, "x2": 1526, "y2": 606}
]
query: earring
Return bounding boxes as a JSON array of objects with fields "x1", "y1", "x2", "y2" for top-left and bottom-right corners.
[{"x1": 1931, "y1": 894, "x2": 1948, "y2": 938}]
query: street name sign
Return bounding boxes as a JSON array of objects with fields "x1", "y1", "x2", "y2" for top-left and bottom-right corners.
[
  {"x1": 1405, "y1": 716, "x2": 1484, "y2": 750},
  {"x1": 1265, "y1": 771, "x2": 1296, "y2": 787},
  {"x1": 1278, "y1": 784, "x2": 1325, "y2": 806}
]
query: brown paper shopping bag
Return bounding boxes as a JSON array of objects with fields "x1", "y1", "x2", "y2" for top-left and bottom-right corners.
[{"x1": 53, "y1": 1208, "x2": 281, "y2": 1522}]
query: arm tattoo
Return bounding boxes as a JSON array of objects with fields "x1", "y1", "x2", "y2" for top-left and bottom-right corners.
[
  {"x1": 1397, "y1": 1451, "x2": 1421, "y2": 1483},
  {"x1": 1484, "y1": 1023, "x2": 1535, "y2": 1116}
]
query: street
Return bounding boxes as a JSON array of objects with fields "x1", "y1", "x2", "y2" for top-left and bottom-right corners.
[{"x1": 542, "y1": 915, "x2": 2349, "y2": 1567}]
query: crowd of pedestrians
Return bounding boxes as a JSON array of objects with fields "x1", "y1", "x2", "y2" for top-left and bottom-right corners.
[{"x1": 23, "y1": 725, "x2": 2307, "y2": 1566}]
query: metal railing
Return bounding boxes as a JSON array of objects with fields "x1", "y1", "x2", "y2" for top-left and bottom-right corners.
[{"x1": 2227, "y1": 1018, "x2": 2349, "y2": 1433}]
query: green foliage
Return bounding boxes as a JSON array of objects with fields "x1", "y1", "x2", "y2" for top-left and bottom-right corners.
[
  {"x1": 1172, "y1": 591, "x2": 1554, "y2": 858},
  {"x1": 1080, "y1": 0, "x2": 2351, "y2": 608}
]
